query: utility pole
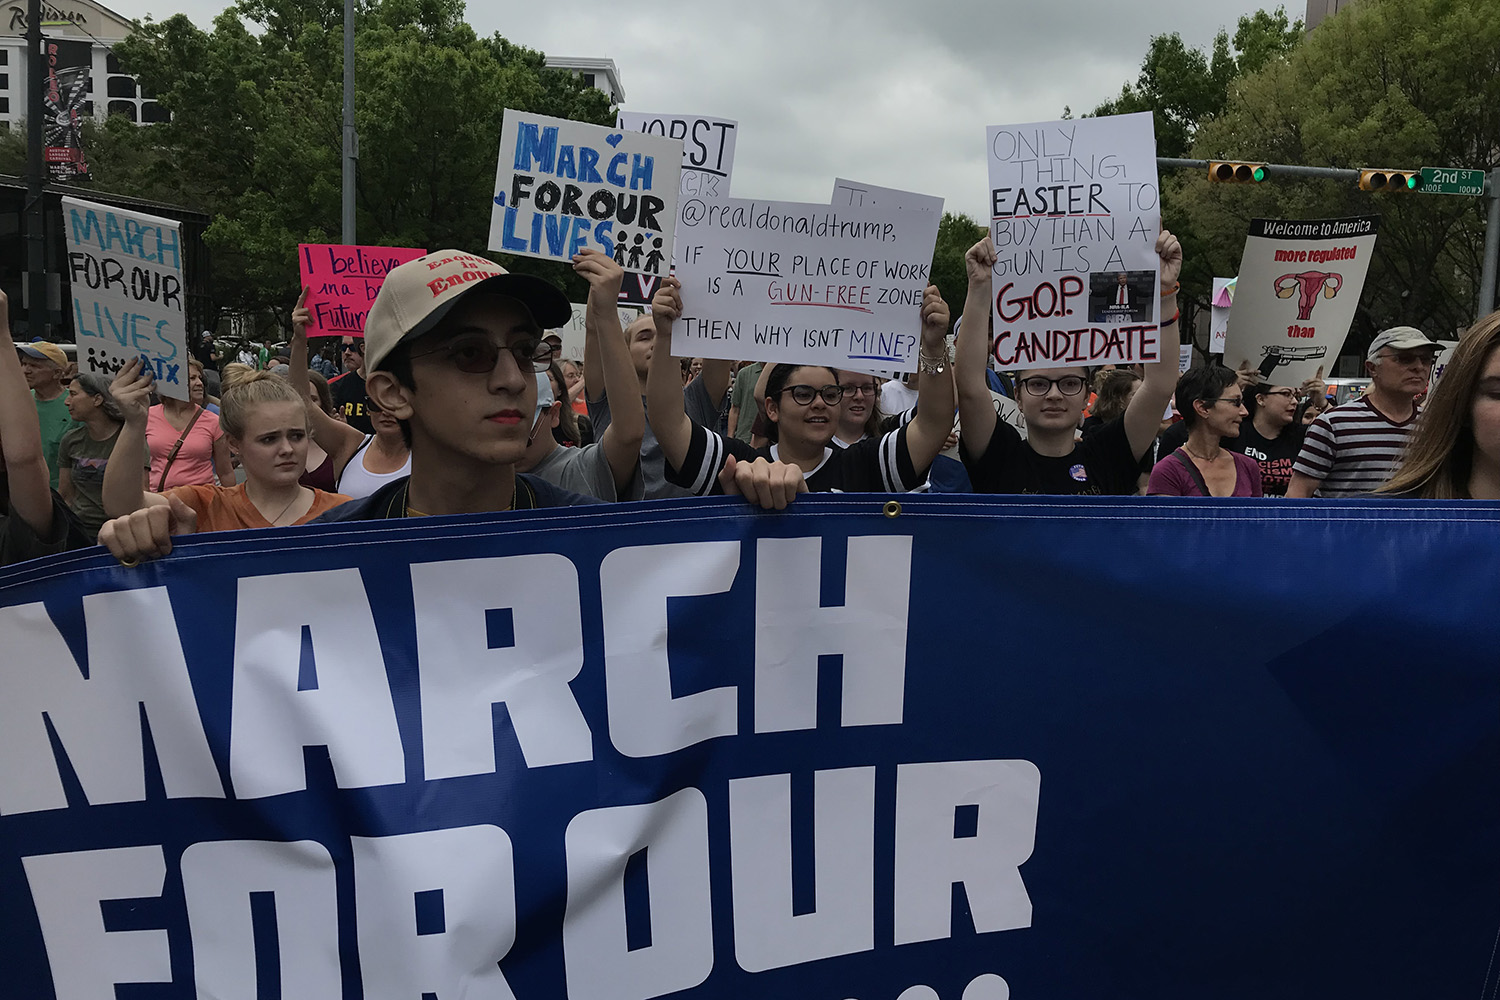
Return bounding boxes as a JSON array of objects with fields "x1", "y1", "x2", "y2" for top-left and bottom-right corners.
[
  {"x1": 341, "y1": 0, "x2": 357, "y2": 244},
  {"x1": 1479, "y1": 169, "x2": 1500, "y2": 318},
  {"x1": 24, "y1": 0, "x2": 47, "y2": 339}
]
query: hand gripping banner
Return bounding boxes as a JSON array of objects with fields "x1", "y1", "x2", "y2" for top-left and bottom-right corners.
[{"x1": 1, "y1": 495, "x2": 1497, "y2": 999}]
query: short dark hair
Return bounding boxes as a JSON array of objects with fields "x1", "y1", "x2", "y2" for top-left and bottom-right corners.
[{"x1": 1174, "y1": 364, "x2": 1240, "y2": 429}]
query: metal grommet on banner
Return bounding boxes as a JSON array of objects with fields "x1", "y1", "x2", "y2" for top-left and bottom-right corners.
[{"x1": 883, "y1": 500, "x2": 902, "y2": 519}]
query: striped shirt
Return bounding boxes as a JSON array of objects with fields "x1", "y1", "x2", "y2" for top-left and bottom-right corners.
[
  {"x1": 1292, "y1": 396, "x2": 1419, "y2": 497},
  {"x1": 666, "y1": 419, "x2": 921, "y2": 495}
]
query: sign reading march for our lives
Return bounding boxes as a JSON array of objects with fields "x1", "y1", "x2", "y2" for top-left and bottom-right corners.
[
  {"x1": 987, "y1": 112, "x2": 1162, "y2": 369},
  {"x1": 490, "y1": 110, "x2": 683, "y2": 277},
  {"x1": 297, "y1": 244, "x2": 426, "y2": 339},
  {"x1": 2, "y1": 496, "x2": 1498, "y2": 1000},
  {"x1": 62, "y1": 196, "x2": 189, "y2": 400},
  {"x1": 672, "y1": 199, "x2": 943, "y2": 371},
  {"x1": 1224, "y1": 217, "x2": 1379, "y2": 385}
]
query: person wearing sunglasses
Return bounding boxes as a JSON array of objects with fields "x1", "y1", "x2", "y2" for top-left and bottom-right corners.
[
  {"x1": 1288, "y1": 326, "x2": 1441, "y2": 498},
  {"x1": 1147, "y1": 365, "x2": 1262, "y2": 497},
  {"x1": 286, "y1": 288, "x2": 413, "y2": 500},
  {"x1": 644, "y1": 276, "x2": 954, "y2": 500},
  {"x1": 955, "y1": 231, "x2": 1183, "y2": 494},
  {"x1": 309, "y1": 250, "x2": 603, "y2": 521},
  {"x1": 329, "y1": 336, "x2": 375, "y2": 434}
]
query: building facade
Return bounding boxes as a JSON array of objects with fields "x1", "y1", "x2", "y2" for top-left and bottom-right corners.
[
  {"x1": 543, "y1": 56, "x2": 625, "y2": 104},
  {"x1": 1305, "y1": 0, "x2": 1358, "y2": 30},
  {"x1": 0, "y1": 0, "x2": 165, "y2": 130}
]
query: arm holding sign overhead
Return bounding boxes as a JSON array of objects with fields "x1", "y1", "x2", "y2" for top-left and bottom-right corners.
[
  {"x1": 903, "y1": 286, "x2": 956, "y2": 475},
  {"x1": 101, "y1": 358, "x2": 169, "y2": 520},
  {"x1": 290, "y1": 288, "x2": 366, "y2": 478},
  {"x1": 575, "y1": 249, "x2": 643, "y2": 494},
  {"x1": 0, "y1": 292, "x2": 55, "y2": 544},
  {"x1": 1122, "y1": 230, "x2": 1183, "y2": 462},
  {"x1": 956, "y1": 237, "x2": 1000, "y2": 455}
]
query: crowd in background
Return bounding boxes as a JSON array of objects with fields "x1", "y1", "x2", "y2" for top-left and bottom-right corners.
[{"x1": 3, "y1": 229, "x2": 1498, "y2": 569}]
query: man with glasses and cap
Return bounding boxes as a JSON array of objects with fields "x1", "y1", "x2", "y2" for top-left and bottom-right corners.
[
  {"x1": 1287, "y1": 326, "x2": 1441, "y2": 498},
  {"x1": 15, "y1": 340, "x2": 76, "y2": 490},
  {"x1": 329, "y1": 336, "x2": 375, "y2": 434}
]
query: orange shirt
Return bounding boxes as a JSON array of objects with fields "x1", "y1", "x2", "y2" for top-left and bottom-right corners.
[{"x1": 165, "y1": 483, "x2": 350, "y2": 533}]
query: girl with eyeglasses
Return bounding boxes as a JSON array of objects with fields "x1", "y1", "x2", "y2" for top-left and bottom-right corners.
[
  {"x1": 98, "y1": 361, "x2": 351, "y2": 565},
  {"x1": 833, "y1": 370, "x2": 885, "y2": 446},
  {"x1": 956, "y1": 232, "x2": 1184, "y2": 494},
  {"x1": 288, "y1": 289, "x2": 412, "y2": 500},
  {"x1": 1147, "y1": 365, "x2": 1263, "y2": 497},
  {"x1": 645, "y1": 277, "x2": 956, "y2": 497}
]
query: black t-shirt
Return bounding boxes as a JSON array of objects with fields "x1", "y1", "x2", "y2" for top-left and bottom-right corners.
[
  {"x1": 330, "y1": 370, "x2": 374, "y2": 434},
  {"x1": 312, "y1": 474, "x2": 596, "y2": 521},
  {"x1": 961, "y1": 415, "x2": 1143, "y2": 495},
  {"x1": 1226, "y1": 420, "x2": 1305, "y2": 497},
  {"x1": 665, "y1": 419, "x2": 923, "y2": 494},
  {"x1": 1, "y1": 492, "x2": 94, "y2": 567}
]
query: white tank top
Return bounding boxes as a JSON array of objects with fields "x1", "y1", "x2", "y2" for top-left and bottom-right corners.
[{"x1": 337, "y1": 435, "x2": 411, "y2": 499}]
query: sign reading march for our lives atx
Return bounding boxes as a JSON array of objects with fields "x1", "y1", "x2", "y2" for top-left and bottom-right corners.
[
  {"x1": 1224, "y1": 217, "x2": 1379, "y2": 385},
  {"x1": 1, "y1": 496, "x2": 1498, "y2": 999},
  {"x1": 297, "y1": 244, "x2": 427, "y2": 339},
  {"x1": 671, "y1": 198, "x2": 943, "y2": 371},
  {"x1": 62, "y1": 195, "x2": 190, "y2": 400},
  {"x1": 986, "y1": 112, "x2": 1163, "y2": 369},
  {"x1": 490, "y1": 110, "x2": 684, "y2": 277}
]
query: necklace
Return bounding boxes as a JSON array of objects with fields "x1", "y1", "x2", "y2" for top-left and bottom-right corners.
[
  {"x1": 259, "y1": 489, "x2": 305, "y2": 526},
  {"x1": 1184, "y1": 444, "x2": 1222, "y2": 463}
]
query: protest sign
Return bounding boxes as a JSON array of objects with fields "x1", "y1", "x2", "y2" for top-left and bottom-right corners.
[
  {"x1": 616, "y1": 112, "x2": 737, "y2": 201},
  {"x1": 986, "y1": 112, "x2": 1163, "y2": 368},
  {"x1": 671, "y1": 198, "x2": 943, "y2": 370},
  {"x1": 2, "y1": 495, "x2": 1497, "y2": 999},
  {"x1": 490, "y1": 110, "x2": 683, "y2": 276},
  {"x1": 62, "y1": 196, "x2": 189, "y2": 400},
  {"x1": 613, "y1": 113, "x2": 737, "y2": 306},
  {"x1": 1179, "y1": 342, "x2": 1194, "y2": 373},
  {"x1": 1210, "y1": 276, "x2": 1235, "y2": 354},
  {"x1": 1432, "y1": 339, "x2": 1460, "y2": 385},
  {"x1": 297, "y1": 244, "x2": 427, "y2": 339},
  {"x1": 555, "y1": 302, "x2": 645, "y2": 362},
  {"x1": 831, "y1": 179, "x2": 945, "y2": 214},
  {"x1": 1224, "y1": 217, "x2": 1379, "y2": 386}
]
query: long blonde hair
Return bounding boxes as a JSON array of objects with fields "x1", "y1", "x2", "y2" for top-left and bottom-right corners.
[
  {"x1": 1378, "y1": 311, "x2": 1500, "y2": 498},
  {"x1": 218, "y1": 365, "x2": 307, "y2": 440}
]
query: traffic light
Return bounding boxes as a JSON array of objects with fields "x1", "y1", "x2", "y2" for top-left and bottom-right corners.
[
  {"x1": 1359, "y1": 169, "x2": 1421, "y2": 192},
  {"x1": 1209, "y1": 161, "x2": 1267, "y2": 183}
]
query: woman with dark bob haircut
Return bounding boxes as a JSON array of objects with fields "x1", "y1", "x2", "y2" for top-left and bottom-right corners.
[{"x1": 1147, "y1": 364, "x2": 1262, "y2": 497}]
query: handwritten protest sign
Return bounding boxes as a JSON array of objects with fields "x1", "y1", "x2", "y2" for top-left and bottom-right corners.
[
  {"x1": 62, "y1": 196, "x2": 190, "y2": 400},
  {"x1": 1224, "y1": 217, "x2": 1379, "y2": 386},
  {"x1": 831, "y1": 178, "x2": 944, "y2": 214},
  {"x1": 297, "y1": 244, "x2": 426, "y2": 339},
  {"x1": 613, "y1": 113, "x2": 737, "y2": 306},
  {"x1": 1432, "y1": 339, "x2": 1460, "y2": 385},
  {"x1": 671, "y1": 198, "x2": 943, "y2": 370},
  {"x1": 490, "y1": 111, "x2": 683, "y2": 277},
  {"x1": 555, "y1": 303, "x2": 644, "y2": 362},
  {"x1": 986, "y1": 112, "x2": 1162, "y2": 369},
  {"x1": 1210, "y1": 277, "x2": 1234, "y2": 354}
]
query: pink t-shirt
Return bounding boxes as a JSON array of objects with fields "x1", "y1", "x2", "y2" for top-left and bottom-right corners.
[
  {"x1": 146, "y1": 405, "x2": 225, "y2": 490},
  {"x1": 1147, "y1": 449, "x2": 1263, "y2": 497}
]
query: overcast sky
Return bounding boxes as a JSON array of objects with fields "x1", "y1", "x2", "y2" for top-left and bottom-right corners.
[{"x1": 106, "y1": 0, "x2": 1286, "y2": 219}]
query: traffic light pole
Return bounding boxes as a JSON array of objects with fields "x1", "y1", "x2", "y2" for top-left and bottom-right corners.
[
  {"x1": 1158, "y1": 158, "x2": 1500, "y2": 320},
  {"x1": 24, "y1": 0, "x2": 47, "y2": 339}
]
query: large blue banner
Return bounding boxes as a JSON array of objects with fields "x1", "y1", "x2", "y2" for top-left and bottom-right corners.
[{"x1": 1, "y1": 495, "x2": 1497, "y2": 999}]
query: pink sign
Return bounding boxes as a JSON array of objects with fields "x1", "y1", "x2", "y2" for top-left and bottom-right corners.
[{"x1": 298, "y1": 244, "x2": 427, "y2": 338}]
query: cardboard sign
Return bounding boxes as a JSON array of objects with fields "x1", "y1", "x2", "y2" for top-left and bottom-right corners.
[
  {"x1": 986, "y1": 113, "x2": 1162, "y2": 369},
  {"x1": 1210, "y1": 277, "x2": 1234, "y2": 354},
  {"x1": 62, "y1": 196, "x2": 190, "y2": 400},
  {"x1": 297, "y1": 244, "x2": 427, "y2": 339},
  {"x1": 1224, "y1": 217, "x2": 1379, "y2": 386},
  {"x1": 1432, "y1": 340, "x2": 1460, "y2": 386},
  {"x1": 831, "y1": 179, "x2": 945, "y2": 214},
  {"x1": 490, "y1": 110, "x2": 683, "y2": 276},
  {"x1": 554, "y1": 303, "x2": 645, "y2": 362},
  {"x1": 671, "y1": 198, "x2": 943, "y2": 370}
]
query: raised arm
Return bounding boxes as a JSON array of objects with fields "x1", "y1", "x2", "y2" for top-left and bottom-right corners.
[
  {"x1": 1122, "y1": 229, "x2": 1184, "y2": 461},
  {"x1": 0, "y1": 292, "x2": 53, "y2": 537},
  {"x1": 903, "y1": 285, "x2": 956, "y2": 472},
  {"x1": 644, "y1": 277, "x2": 695, "y2": 471},
  {"x1": 955, "y1": 237, "x2": 999, "y2": 451},
  {"x1": 290, "y1": 287, "x2": 365, "y2": 473},
  {"x1": 574, "y1": 249, "x2": 641, "y2": 493},
  {"x1": 102, "y1": 358, "x2": 169, "y2": 517}
]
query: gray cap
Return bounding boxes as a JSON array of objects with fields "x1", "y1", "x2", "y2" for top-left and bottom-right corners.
[{"x1": 1367, "y1": 326, "x2": 1438, "y2": 359}]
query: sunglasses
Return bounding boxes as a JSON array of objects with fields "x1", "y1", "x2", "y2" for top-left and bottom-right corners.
[
  {"x1": 778, "y1": 384, "x2": 845, "y2": 406},
  {"x1": 408, "y1": 334, "x2": 555, "y2": 374},
  {"x1": 343, "y1": 342, "x2": 365, "y2": 353}
]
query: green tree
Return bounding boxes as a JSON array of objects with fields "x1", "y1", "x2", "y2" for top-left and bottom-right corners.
[
  {"x1": 101, "y1": 0, "x2": 611, "y2": 333},
  {"x1": 1176, "y1": 0, "x2": 1500, "y2": 354},
  {"x1": 930, "y1": 212, "x2": 987, "y2": 323}
]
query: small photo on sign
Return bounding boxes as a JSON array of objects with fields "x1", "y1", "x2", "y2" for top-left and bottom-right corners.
[{"x1": 1087, "y1": 270, "x2": 1155, "y2": 324}]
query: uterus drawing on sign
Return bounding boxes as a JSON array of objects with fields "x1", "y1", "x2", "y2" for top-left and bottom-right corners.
[{"x1": 1274, "y1": 270, "x2": 1342, "y2": 321}]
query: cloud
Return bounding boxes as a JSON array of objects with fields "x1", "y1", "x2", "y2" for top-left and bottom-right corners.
[{"x1": 110, "y1": 0, "x2": 1279, "y2": 219}]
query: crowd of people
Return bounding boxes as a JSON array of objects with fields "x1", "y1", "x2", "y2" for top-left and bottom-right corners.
[{"x1": 3, "y1": 228, "x2": 1498, "y2": 568}]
